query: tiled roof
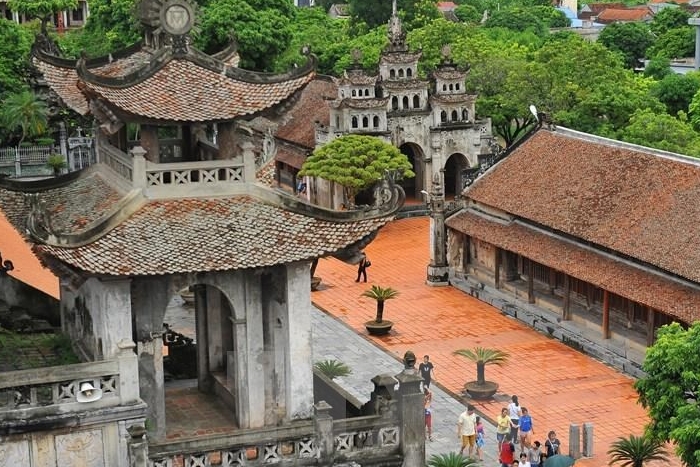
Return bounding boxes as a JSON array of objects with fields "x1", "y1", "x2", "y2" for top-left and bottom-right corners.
[
  {"x1": 33, "y1": 58, "x2": 89, "y2": 115},
  {"x1": 338, "y1": 70, "x2": 377, "y2": 86},
  {"x1": 331, "y1": 97, "x2": 389, "y2": 110},
  {"x1": 433, "y1": 69, "x2": 466, "y2": 80},
  {"x1": 0, "y1": 211, "x2": 59, "y2": 299},
  {"x1": 275, "y1": 144, "x2": 308, "y2": 170},
  {"x1": 0, "y1": 171, "x2": 125, "y2": 236},
  {"x1": 82, "y1": 59, "x2": 315, "y2": 122},
  {"x1": 596, "y1": 8, "x2": 652, "y2": 22},
  {"x1": 466, "y1": 128, "x2": 700, "y2": 283},
  {"x1": 381, "y1": 79, "x2": 429, "y2": 91},
  {"x1": 446, "y1": 211, "x2": 700, "y2": 323},
  {"x1": 380, "y1": 51, "x2": 422, "y2": 65},
  {"x1": 38, "y1": 197, "x2": 394, "y2": 275},
  {"x1": 430, "y1": 94, "x2": 474, "y2": 104},
  {"x1": 274, "y1": 77, "x2": 336, "y2": 148}
]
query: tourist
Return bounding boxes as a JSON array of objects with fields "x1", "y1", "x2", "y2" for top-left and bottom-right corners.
[
  {"x1": 424, "y1": 387, "x2": 433, "y2": 441},
  {"x1": 457, "y1": 405, "x2": 477, "y2": 457},
  {"x1": 518, "y1": 452, "x2": 531, "y2": 467},
  {"x1": 419, "y1": 355, "x2": 435, "y2": 389},
  {"x1": 528, "y1": 441, "x2": 542, "y2": 467},
  {"x1": 544, "y1": 431, "x2": 561, "y2": 459},
  {"x1": 508, "y1": 395, "x2": 521, "y2": 444},
  {"x1": 496, "y1": 407, "x2": 512, "y2": 453},
  {"x1": 499, "y1": 434, "x2": 516, "y2": 467},
  {"x1": 355, "y1": 252, "x2": 370, "y2": 283},
  {"x1": 475, "y1": 416, "x2": 485, "y2": 461},
  {"x1": 518, "y1": 407, "x2": 534, "y2": 450}
]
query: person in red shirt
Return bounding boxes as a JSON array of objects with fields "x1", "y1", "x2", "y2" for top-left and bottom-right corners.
[{"x1": 500, "y1": 434, "x2": 516, "y2": 467}]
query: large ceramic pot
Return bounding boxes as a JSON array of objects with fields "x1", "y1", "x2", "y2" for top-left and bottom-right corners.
[
  {"x1": 365, "y1": 320, "x2": 393, "y2": 336},
  {"x1": 464, "y1": 380, "x2": 498, "y2": 399}
]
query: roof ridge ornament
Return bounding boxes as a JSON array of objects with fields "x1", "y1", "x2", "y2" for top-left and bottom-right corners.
[{"x1": 387, "y1": 0, "x2": 407, "y2": 52}]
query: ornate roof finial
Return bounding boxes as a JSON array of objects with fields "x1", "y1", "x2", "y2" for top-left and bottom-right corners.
[
  {"x1": 351, "y1": 48, "x2": 362, "y2": 68},
  {"x1": 387, "y1": 0, "x2": 407, "y2": 50},
  {"x1": 441, "y1": 44, "x2": 452, "y2": 61}
]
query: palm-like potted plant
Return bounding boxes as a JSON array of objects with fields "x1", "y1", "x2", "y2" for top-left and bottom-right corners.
[
  {"x1": 607, "y1": 434, "x2": 668, "y2": 467},
  {"x1": 454, "y1": 347, "x2": 509, "y2": 399},
  {"x1": 361, "y1": 285, "x2": 399, "y2": 336}
]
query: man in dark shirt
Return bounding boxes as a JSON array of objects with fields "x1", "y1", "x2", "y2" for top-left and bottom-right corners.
[{"x1": 419, "y1": 355, "x2": 435, "y2": 388}]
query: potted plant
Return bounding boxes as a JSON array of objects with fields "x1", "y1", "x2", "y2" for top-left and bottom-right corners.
[
  {"x1": 607, "y1": 434, "x2": 668, "y2": 467},
  {"x1": 361, "y1": 285, "x2": 399, "y2": 336},
  {"x1": 454, "y1": 347, "x2": 509, "y2": 399},
  {"x1": 46, "y1": 154, "x2": 67, "y2": 176}
]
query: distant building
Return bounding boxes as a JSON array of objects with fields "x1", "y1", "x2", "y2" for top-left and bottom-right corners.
[
  {"x1": 328, "y1": 3, "x2": 350, "y2": 18},
  {"x1": 0, "y1": 0, "x2": 89, "y2": 30}
]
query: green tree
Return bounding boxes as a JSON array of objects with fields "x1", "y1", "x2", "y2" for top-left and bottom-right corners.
[
  {"x1": 483, "y1": 8, "x2": 547, "y2": 36},
  {"x1": 650, "y1": 7, "x2": 690, "y2": 36},
  {"x1": 7, "y1": 0, "x2": 78, "y2": 34},
  {"x1": 453, "y1": 347, "x2": 509, "y2": 385},
  {"x1": 529, "y1": 5, "x2": 569, "y2": 28},
  {"x1": 643, "y1": 57, "x2": 672, "y2": 80},
  {"x1": 299, "y1": 135, "x2": 414, "y2": 204},
  {"x1": 348, "y1": 0, "x2": 436, "y2": 30},
  {"x1": 598, "y1": 22, "x2": 653, "y2": 69},
  {"x1": 454, "y1": 4, "x2": 482, "y2": 24},
  {"x1": 607, "y1": 435, "x2": 668, "y2": 467},
  {"x1": 196, "y1": 0, "x2": 294, "y2": 70},
  {"x1": 0, "y1": 19, "x2": 34, "y2": 99},
  {"x1": 620, "y1": 108, "x2": 700, "y2": 156},
  {"x1": 651, "y1": 72, "x2": 700, "y2": 116},
  {"x1": 361, "y1": 285, "x2": 399, "y2": 324},
  {"x1": 646, "y1": 27, "x2": 694, "y2": 61},
  {"x1": 635, "y1": 322, "x2": 700, "y2": 467},
  {"x1": 0, "y1": 90, "x2": 49, "y2": 147}
]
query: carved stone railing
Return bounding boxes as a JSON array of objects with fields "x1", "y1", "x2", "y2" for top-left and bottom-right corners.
[
  {"x1": 0, "y1": 355, "x2": 140, "y2": 421},
  {"x1": 147, "y1": 414, "x2": 400, "y2": 467},
  {"x1": 144, "y1": 160, "x2": 245, "y2": 186},
  {"x1": 100, "y1": 140, "x2": 134, "y2": 182}
]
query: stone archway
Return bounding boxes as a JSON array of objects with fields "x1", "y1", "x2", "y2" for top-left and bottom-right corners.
[
  {"x1": 398, "y1": 142, "x2": 425, "y2": 199},
  {"x1": 444, "y1": 153, "x2": 469, "y2": 198}
]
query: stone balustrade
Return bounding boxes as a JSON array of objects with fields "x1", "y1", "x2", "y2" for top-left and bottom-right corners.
[
  {"x1": 99, "y1": 140, "x2": 134, "y2": 182},
  {"x1": 0, "y1": 355, "x2": 140, "y2": 421},
  {"x1": 144, "y1": 159, "x2": 246, "y2": 187}
]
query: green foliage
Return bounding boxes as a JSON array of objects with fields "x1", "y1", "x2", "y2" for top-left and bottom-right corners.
[
  {"x1": 361, "y1": 285, "x2": 399, "y2": 323},
  {"x1": 454, "y1": 4, "x2": 482, "y2": 24},
  {"x1": 0, "y1": 90, "x2": 49, "y2": 146},
  {"x1": 646, "y1": 27, "x2": 694, "y2": 61},
  {"x1": 597, "y1": 22, "x2": 653, "y2": 69},
  {"x1": 454, "y1": 347, "x2": 509, "y2": 366},
  {"x1": 46, "y1": 154, "x2": 67, "y2": 175},
  {"x1": 348, "y1": 0, "x2": 436, "y2": 30},
  {"x1": 427, "y1": 452, "x2": 481, "y2": 467},
  {"x1": 314, "y1": 359, "x2": 352, "y2": 380},
  {"x1": 484, "y1": 8, "x2": 548, "y2": 36},
  {"x1": 620, "y1": 108, "x2": 700, "y2": 157},
  {"x1": 643, "y1": 57, "x2": 672, "y2": 80},
  {"x1": 58, "y1": 0, "x2": 140, "y2": 57},
  {"x1": 0, "y1": 20, "x2": 34, "y2": 100},
  {"x1": 0, "y1": 329, "x2": 80, "y2": 370},
  {"x1": 650, "y1": 7, "x2": 690, "y2": 36},
  {"x1": 7, "y1": 0, "x2": 77, "y2": 33},
  {"x1": 635, "y1": 322, "x2": 700, "y2": 467},
  {"x1": 196, "y1": 0, "x2": 294, "y2": 70},
  {"x1": 529, "y1": 6, "x2": 570, "y2": 28},
  {"x1": 607, "y1": 434, "x2": 668, "y2": 467},
  {"x1": 651, "y1": 72, "x2": 700, "y2": 116},
  {"x1": 299, "y1": 135, "x2": 414, "y2": 202},
  {"x1": 327, "y1": 26, "x2": 388, "y2": 76}
]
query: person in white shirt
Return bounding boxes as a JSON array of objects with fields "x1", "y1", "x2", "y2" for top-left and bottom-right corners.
[
  {"x1": 518, "y1": 452, "x2": 531, "y2": 467},
  {"x1": 457, "y1": 405, "x2": 477, "y2": 457}
]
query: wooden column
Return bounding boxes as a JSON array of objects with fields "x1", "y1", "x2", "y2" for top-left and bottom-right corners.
[
  {"x1": 562, "y1": 274, "x2": 571, "y2": 320},
  {"x1": 602, "y1": 290, "x2": 610, "y2": 339},
  {"x1": 548, "y1": 268, "x2": 556, "y2": 294},
  {"x1": 646, "y1": 307, "x2": 656, "y2": 346},
  {"x1": 527, "y1": 260, "x2": 535, "y2": 304},
  {"x1": 494, "y1": 247, "x2": 501, "y2": 289}
]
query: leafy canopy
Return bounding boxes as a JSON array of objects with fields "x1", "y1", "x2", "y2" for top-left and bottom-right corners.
[
  {"x1": 0, "y1": 90, "x2": 49, "y2": 146},
  {"x1": 635, "y1": 322, "x2": 700, "y2": 467},
  {"x1": 454, "y1": 347, "x2": 509, "y2": 366},
  {"x1": 299, "y1": 135, "x2": 414, "y2": 199},
  {"x1": 607, "y1": 434, "x2": 668, "y2": 467},
  {"x1": 314, "y1": 359, "x2": 352, "y2": 380}
]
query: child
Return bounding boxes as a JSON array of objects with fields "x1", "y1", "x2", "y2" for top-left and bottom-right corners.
[
  {"x1": 528, "y1": 441, "x2": 542, "y2": 467},
  {"x1": 518, "y1": 452, "x2": 531, "y2": 467},
  {"x1": 476, "y1": 416, "x2": 485, "y2": 460},
  {"x1": 424, "y1": 387, "x2": 433, "y2": 441},
  {"x1": 518, "y1": 407, "x2": 533, "y2": 451},
  {"x1": 500, "y1": 434, "x2": 516, "y2": 467}
]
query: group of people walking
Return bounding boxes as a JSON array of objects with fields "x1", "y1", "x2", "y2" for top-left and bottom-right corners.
[{"x1": 495, "y1": 395, "x2": 561, "y2": 467}]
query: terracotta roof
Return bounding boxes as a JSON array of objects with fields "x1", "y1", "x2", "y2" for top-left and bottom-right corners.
[
  {"x1": 0, "y1": 211, "x2": 59, "y2": 299},
  {"x1": 433, "y1": 68, "x2": 467, "y2": 80},
  {"x1": 446, "y1": 211, "x2": 700, "y2": 323},
  {"x1": 33, "y1": 58, "x2": 88, "y2": 115},
  {"x1": 380, "y1": 51, "x2": 422, "y2": 65},
  {"x1": 338, "y1": 70, "x2": 377, "y2": 86},
  {"x1": 274, "y1": 77, "x2": 337, "y2": 148},
  {"x1": 466, "y1": 128, "x2": 700, "y2": 283},
  {"x1": 37, "y1": 197, "x2": 394, "y2": 275},
  {"x1": 381, "y1": 80, "x2": 429, "y2": 91},
  {"x1": 0, "y1": 171, "x2": 125, "y2": 236},
  {"x1": 437, "y1": 1, "x2": 457, "y2": 11},
  {"x1": 583, "y1": 2, "x2": 625, "y2": 13},
  {"x1": 331, "y1": 97, "x2": 389, "y2": 110},
  {"x1": 430, "y1": 94, "x2": 474, "y2": 104},
  {"x1": 596, "y1": 8, "x2": 652, "y2": 22},
  {"x1": 275, "y1": 144, "x2": 308, "y2": 170},
  {"x1": 81, "y1": 59, "x2": 315, "y2": 122}
]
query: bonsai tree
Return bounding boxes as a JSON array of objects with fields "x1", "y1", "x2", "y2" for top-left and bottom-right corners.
[
  {"x1": 314, "y1": 359, "x2": 352, "y2": 380},
  {"x1": 299, "y1": 134, "x2": 414, "y2": 207},
  {"x1": 454, "y1": 347, "x2": 509, "y2": 399},
  {"x1": 361, "y1": 285, "x2": 399, "y2": 336},
  {"x1": 607, "y1": 435, "x2": 668, "y2": 467}
]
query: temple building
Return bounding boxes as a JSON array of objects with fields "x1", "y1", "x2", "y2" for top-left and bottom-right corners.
[
  {"x1": 445, "y1": 124, "x2": 700, "y2": 376},
  {"x1": 0, "y1": 0, "x2": 424, "y2": 466}
]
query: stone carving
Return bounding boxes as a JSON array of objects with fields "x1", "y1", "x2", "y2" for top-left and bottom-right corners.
[
  {"x1": 25, "y1": 193, "x2": 54, "y2": 239},
  {"x1": 261, "y1": 127, "x2": 278, "y2": 164},
  {"x1": 56, "y1": 430, "x2": 104, "y2": 467}
]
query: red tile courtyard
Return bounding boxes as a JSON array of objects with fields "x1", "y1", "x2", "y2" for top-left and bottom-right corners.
[{"x1": 311, "y1": 217, "x2": 677, "y2": 467}]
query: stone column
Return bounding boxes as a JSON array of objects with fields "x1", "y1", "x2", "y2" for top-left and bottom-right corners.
[
  {"x1": 690, "y1": 18, "x2": 700, "y2": 71},
  {"x1": 244, "y1": 273, "x2": 266, "y2": 428},
  {"x1": 314, "y1": 401, "x2": 334, "y2": 463},
  {"x1": 582, "y1": 422, "x2": 593, "y2": 457},
  {"x1": 395, "y1": 351, "x2": 425, "y2": 467},
  {"x1": 194, "y1": 285, "x2": 211, "y2": 392},
  {"x1": 569, "y1": 423, "x2": 581, "y2": 459},
  {"x1": 427, "y1": 172, "x2": 449, "y2": 286},
  {"x1": 126, "y1": 425, "x2": 149, "y2": 467}
]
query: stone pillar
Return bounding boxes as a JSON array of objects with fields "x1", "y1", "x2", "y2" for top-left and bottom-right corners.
[
  {"x1": 285, "y1": 262, "x2": 314, "y2": 419},
  {"x1": 427, "y1": 172, "x2": 449, "y2": 286},
  {"x1": 602, "y1": 290, "x2": 610, "y2": 339},
  {"x1": 126, "y1": 425, "x2": 149, "y2": 467},
  {"x1": 568, "y1": 423, "x2": 581, "y2": 459},
  {"x1": 362, "y1": 374, "x2": 398, "y2": 416},
  {"x1": 582, "y1": 422, "x2": 593, "y2": 457},
  {"x1": 194, "y1": 285, "x2": 211, "y2": 392},
  {"x1": 395, "y1": 351, "x2": 425, "y2": 467},
  {"x1": 690, "y1": 18, "x2": 700, "y2": 71},
  {"x1": 139, "y1": 125, "x2": 160, "y2": 163},
  {"x1": 244, "y1": 273, "x2": 266, "y2": 428},
  {"x1": 131, "y1": 146, "x2": 147, "y2": 188},
  {"x1": 206, "y1": 287, "x2": 224, "y2": 372},
  {"x1": 527, "y1": 260, "x2": 535, "y2": 304},
  {"x1": 314, "y1": 401, "x2": 334, "y2": 463}
]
